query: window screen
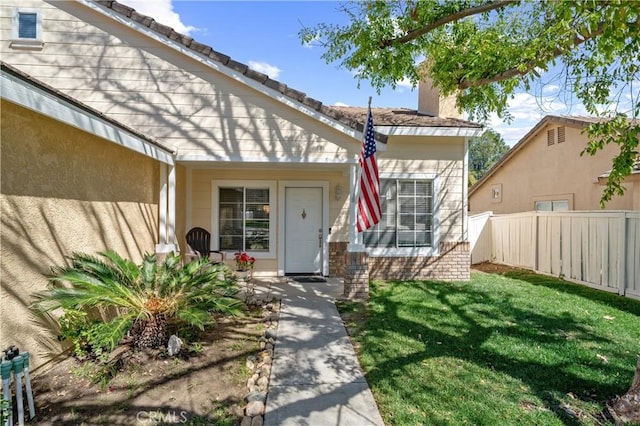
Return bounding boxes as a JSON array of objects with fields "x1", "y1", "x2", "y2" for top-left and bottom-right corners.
[
  {"x1": 18, "y1": 12, "x2": 37, "y2": 39},
  {"x1": 219, "y1": 187, "x2": 270, "y2": 252},
  {"x1": 363, "y1": 179, "x2": 433, "y2": 248}
]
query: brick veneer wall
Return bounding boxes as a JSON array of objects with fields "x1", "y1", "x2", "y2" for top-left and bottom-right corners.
[
  {"x1": 368, "y1": 241, "x2": 470, "y2": 281},
  {"x1": 344, "y1": 251, "x2": 370, "y2": 299},
  {"x1": 329, "y1": 241, "x2": 348, "y2": 276}
]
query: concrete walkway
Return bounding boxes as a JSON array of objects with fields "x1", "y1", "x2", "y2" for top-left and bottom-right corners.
[{"x1": 258, "y1": 278, "x2": 385, "y2": 426}]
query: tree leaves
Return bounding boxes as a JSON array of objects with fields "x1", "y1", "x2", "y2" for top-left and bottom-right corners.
[
  {"x1": 302, "y1": 0, "x2": 640, "y2": 205},
  {"x1": 469, "y1": 129, "x2": 510, "y2": 182}
]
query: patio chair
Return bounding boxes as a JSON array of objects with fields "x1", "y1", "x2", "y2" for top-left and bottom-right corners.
[{"x1": 185, "y1": 227, "x2": 225, "y2": 263}]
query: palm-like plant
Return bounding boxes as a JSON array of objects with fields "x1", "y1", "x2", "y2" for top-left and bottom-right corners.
[{"x1": 34, "y1": 251, "x2": 243, "y2": 351}]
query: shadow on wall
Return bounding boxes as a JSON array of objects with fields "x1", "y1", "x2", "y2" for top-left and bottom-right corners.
[
  {"x1": 0, "y1": 103, "x2": 160, "y2": 369},
  {"x1": 0, "y1": 196, "x2": 159, "y2": 369},
  {"x1": 40, "y1": 3, "x2": 358, "y2": 165}
]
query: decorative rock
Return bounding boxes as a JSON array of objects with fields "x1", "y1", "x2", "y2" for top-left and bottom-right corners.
[
  {"x1": 257, "y1": 376, "x2": 269, "y2": 390},
  {"x1": 259, "y1": 350, "x2": 270, "y2": 359},
  {"x1": 240, "y1": 297, "x2": 280, "y2": 426},
  {"x1": 246, "y1": 391, "x2": 267, "y2": 402},
  {"x1": 167, "y1": 335, "x2": 183, "y2": 356},
  {"x1": 260, "y1": 364, "x2": 271, "y2": 377},
  {"x1": 245, "y1": 400, "x2": 265, "y2": 417},
  {"x1": 246, "y1": 356, "x2": 257, "y2": 370}
]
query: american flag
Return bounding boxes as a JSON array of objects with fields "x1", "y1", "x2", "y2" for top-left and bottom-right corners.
[{"x1": 357, "y1": 105, "x2": 381, "y2": 232}]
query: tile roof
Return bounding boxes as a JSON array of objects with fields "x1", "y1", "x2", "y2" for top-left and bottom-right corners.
[
  {"x1": 543, "y1": 114, "x2": 640, "y2": 127},
  {"x1": 599, "y1": 157, "x2": 640, "y2": 180},
  {"x1": 329, "y1": 106, "x2": 482, "y2": 128},
  {"x1": 94, "y1": 0, "x2": 481, "y2": 139}
]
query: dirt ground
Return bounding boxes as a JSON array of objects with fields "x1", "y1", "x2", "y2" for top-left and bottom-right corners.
[
  {"x1": 471, "y1": 262, "x2": 526, "y2": 275},
  {"x1": 27, "y1": 309, "x2": 266, "y2": 426}
]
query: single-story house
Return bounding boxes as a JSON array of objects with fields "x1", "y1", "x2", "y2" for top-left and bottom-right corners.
[
  {"x1": 469, "y1": 115, "x2": 640, "y2": 213},
  {"x1": 1, "y1": 0, "x2": 481, "y2": 368}
]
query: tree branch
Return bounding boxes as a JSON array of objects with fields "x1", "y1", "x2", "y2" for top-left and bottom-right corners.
[
  {"x1": 457, "y1": 22, "x2": 606, "y2": 89},
  {"x1": 380, "y1": 0, "x2": 519, "y2": 48}
]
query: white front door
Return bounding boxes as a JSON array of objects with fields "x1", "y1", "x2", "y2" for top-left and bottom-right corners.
[{"x1": 285, "y1": 187, "x2": 322, "y2": 274}]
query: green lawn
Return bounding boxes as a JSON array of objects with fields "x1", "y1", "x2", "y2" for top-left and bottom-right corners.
[{"x1": 338, "y1": 268, "x2": 640, "y2": 425}]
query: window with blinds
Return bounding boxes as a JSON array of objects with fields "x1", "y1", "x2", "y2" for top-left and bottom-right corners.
[
  {"x1": 18, "y1": 12, "x2": 37, "y2": 39},
  {"x1": 219, "y1": 187, "x2": 270, "y2": 252},
  {"x1": 363, "y1": 179, "x2": 433, "y2": 248}
]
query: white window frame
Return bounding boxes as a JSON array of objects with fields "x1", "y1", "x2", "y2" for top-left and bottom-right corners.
[
  {"x1": 11, "y1": 8, "x2": 44, "y2": 50},
  {"x1": 535, "y1": 200, "x2": 569, "y2": 211},
  {"x1": 211, "y1": 180, "x2": 277, "y2": 259},
  {"x1": 366, "y1": 172, "x2": 440, "y2": 258}
]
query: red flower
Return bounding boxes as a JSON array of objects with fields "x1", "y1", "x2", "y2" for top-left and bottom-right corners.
[{"x1": 234, "y1": 252, "x2": 256, "y2": 271}]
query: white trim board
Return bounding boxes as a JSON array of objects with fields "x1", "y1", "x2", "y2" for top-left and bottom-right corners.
[{"x1": 376, "y1": 126, "x2": 483, "y2": 137}]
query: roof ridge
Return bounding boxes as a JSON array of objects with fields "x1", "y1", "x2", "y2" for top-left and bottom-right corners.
[
  {"x1": 94, "y1": 0, "x2": 393, "y2": 140},
  {"x1": 93, "y1": 1, "x2": 481, "y2": 136}
]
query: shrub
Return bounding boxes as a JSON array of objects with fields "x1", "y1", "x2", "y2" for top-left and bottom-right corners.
[{"x1": 34, "y1": 251, "x2": 243, "y2": 355}]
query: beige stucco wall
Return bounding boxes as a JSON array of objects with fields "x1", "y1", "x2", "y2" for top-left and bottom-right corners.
[
  {"x1": 1, "y1": 101, "x2": 160, "y2": 369},
  {"x1": 469, "y1": 122, "x2": 636, "y2": 213}
]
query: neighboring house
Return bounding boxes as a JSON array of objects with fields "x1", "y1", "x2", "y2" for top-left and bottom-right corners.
[
  {"x1": 469, "y1": 115, "x2": 640, "y2": 214},
  {"x1": 1, "y1": 0, "x2": 481, "y2": 368}
]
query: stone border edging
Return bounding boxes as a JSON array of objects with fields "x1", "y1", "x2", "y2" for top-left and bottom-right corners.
[{"x1": 240, "y1": 299, "x2": 279, "y2": 426}]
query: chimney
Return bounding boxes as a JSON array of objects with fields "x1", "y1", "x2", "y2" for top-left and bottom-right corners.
[{"x1": 418, "y1": 77, "x2": 462, "y2": 119}]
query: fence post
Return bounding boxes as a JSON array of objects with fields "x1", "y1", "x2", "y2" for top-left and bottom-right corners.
[
  {"x1": 618, "y1": 213, "x2": 627, "y2": 296},
  {"x1": 533, "y1": 211, "x2": 539, "y2": 272}
]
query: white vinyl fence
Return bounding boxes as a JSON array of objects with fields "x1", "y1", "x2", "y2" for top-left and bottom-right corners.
[{"x1": 469, "y1": 211, "x2": 640, "y2": 300}]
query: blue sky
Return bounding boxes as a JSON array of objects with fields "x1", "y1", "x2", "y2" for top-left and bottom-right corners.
[{"x1": 123, "y1": 1, "x2": 632, "y2": 147}]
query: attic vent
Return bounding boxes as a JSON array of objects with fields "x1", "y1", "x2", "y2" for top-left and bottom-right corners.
[
  {"x1": 547, "y1": 129, "x2": 555, "y2": 146},
  {"x1": 557, "y1": 126, "x2": 566, "y2": 143}
]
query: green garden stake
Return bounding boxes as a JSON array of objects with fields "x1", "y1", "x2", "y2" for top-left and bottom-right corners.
[
  {"x1": 20, "y1": 353, "x2": 34, "y2": 420},
  {"x1": 1, "y1": 360, "x2": 12, "y2": 426},
  {"x1": 10, "y1": 357, "x2": 23, "y2": 426}
]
